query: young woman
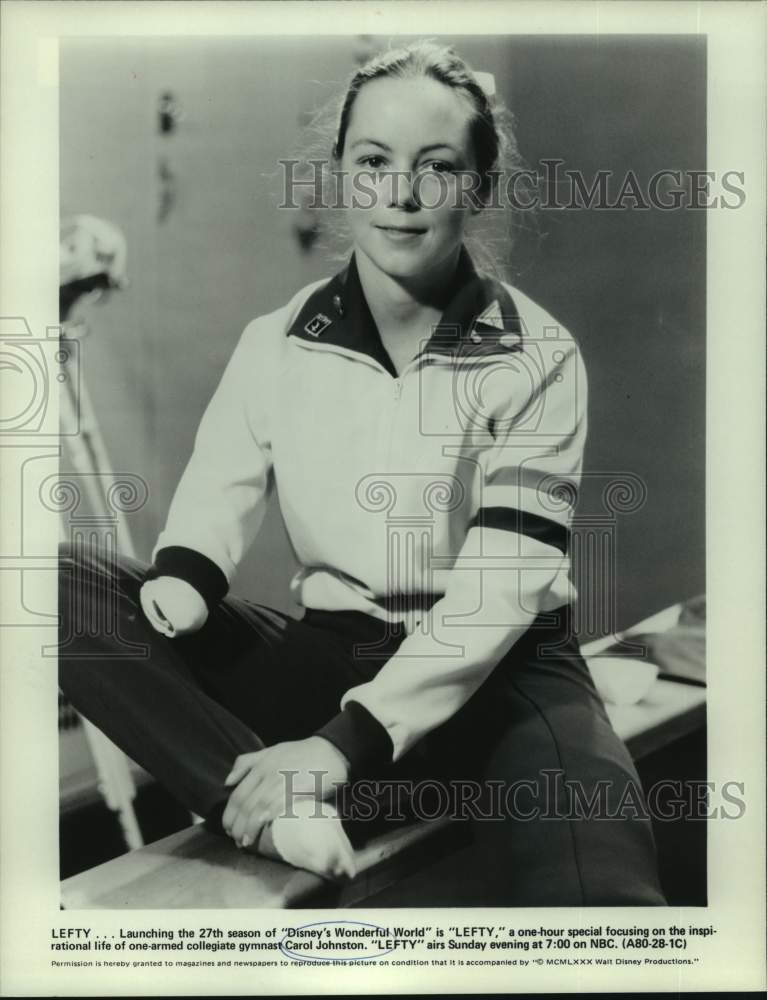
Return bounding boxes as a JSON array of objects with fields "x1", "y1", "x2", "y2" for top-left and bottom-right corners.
[{"x1": 59, "y1": 41, "x2": 666, "y2": 905}]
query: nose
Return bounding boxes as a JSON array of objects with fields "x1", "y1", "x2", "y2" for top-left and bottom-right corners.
[{"x1": 386, "y1": 170, "x2": 418, "y2": 211}]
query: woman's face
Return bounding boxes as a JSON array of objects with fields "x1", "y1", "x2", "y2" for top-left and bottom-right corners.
[{"x1": 339, "y1": 75, "x2": 480, "y2": 287}]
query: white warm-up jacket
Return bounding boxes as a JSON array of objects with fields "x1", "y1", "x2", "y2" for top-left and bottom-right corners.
[{"x1": 150, "y1": 248, "x2": 588, "y2": 775}]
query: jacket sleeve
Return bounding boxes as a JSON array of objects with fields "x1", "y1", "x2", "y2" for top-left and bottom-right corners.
[
  {"x1": 316, "y1": 334, "x2": 588, "y2": 774},
  {"x1": 148, "y1": 318, "x2": 274, "y2": 609}
]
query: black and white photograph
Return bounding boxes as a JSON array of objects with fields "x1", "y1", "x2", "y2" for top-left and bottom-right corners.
[{"x1": 0, "y1": 1, "x2": 764, "y2": 995}]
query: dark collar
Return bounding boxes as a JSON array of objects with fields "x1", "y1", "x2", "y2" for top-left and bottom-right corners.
[{"x1": 287, "y1": 246, "x2": 522, "y2": 375}]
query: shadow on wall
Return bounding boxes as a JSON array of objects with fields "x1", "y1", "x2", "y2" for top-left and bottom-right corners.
[{"x1": 60, "y1": 34, "x2": 705, "y2": 630}]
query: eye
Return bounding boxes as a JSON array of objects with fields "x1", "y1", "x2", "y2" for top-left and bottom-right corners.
[
  {"x1": 356, "y1": 154, "x2": 387, "y2": 170},
  {"x1": 421, "y1": 160, "x2": 455, "y2": 174}
]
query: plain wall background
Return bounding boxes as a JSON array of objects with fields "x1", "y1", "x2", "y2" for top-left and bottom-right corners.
[{"x1": 60, "y1": 34, "x2": 705, "y2": 634}]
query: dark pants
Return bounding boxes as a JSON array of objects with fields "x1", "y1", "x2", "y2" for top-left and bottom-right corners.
[{"x1": 58, "y1": 541, "x2": 666, "y2": 906}]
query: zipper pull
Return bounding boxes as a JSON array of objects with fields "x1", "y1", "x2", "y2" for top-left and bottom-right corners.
[{"x1": 393, "y1": 379, "x2": 402, "y2": 401}]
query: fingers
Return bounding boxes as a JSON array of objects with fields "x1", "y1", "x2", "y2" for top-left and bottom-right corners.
[
  {"x1": 222, "y1": 765, "x2": 263, "y2": 835},
  {"x1": 223, "y1": 754, "x2": 301, "y2": 848},
  {"x1": 231, "y1": 802, "x2": 268, "y2": 849},
  {"x1": 224, "y1": 776, "x2": 358, "y2": 880},
  {"x1": 224, "y1": 752, "x2": 260, "y2": 786},
  {"x1": 229, "y1": 778, "x2": 288, "y2": 847},
  {"x1": 223, "y1": 756, "x2": 285, "y2": 844},
  {"x1": 222, "y1": 743, "x2": 348, "y2": 854}
]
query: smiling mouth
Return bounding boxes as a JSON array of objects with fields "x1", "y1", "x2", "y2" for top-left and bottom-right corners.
[{"x1": 375, "y1": 225, "x2": 427, "y2": 236}]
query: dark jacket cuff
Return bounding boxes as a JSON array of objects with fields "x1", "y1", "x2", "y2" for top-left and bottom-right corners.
[
  {"x1": 147, "y1": 546, "x2": 229, "y2": 612},
  {"x1": 315, "y1": 702, "x2": 394, "y2": 779}
]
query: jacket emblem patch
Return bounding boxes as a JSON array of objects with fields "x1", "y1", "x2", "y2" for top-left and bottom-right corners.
[{"x1": 304, "y1": 312, "x2": 332, "y2": 337}]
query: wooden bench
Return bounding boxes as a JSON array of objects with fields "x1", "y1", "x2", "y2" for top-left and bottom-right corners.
[
  {"x1": 61, "y1": 813, "x2": 468, "y2": 910},
  {"x1": 61, "y1": 605, "x2": 705, "y2": 910}
]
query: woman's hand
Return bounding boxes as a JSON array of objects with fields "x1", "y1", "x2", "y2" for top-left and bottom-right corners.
[
  {"x1": 222, "y1": 737, "x2": 350, "y2": 848},
  {"x1": 139, "y1": 577, "x2": 208, "y2": 637}
]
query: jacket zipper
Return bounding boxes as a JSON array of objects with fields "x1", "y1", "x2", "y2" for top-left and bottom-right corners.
[{"x1": 386, "y1": 376, "x2": 403, "y2": 470}]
